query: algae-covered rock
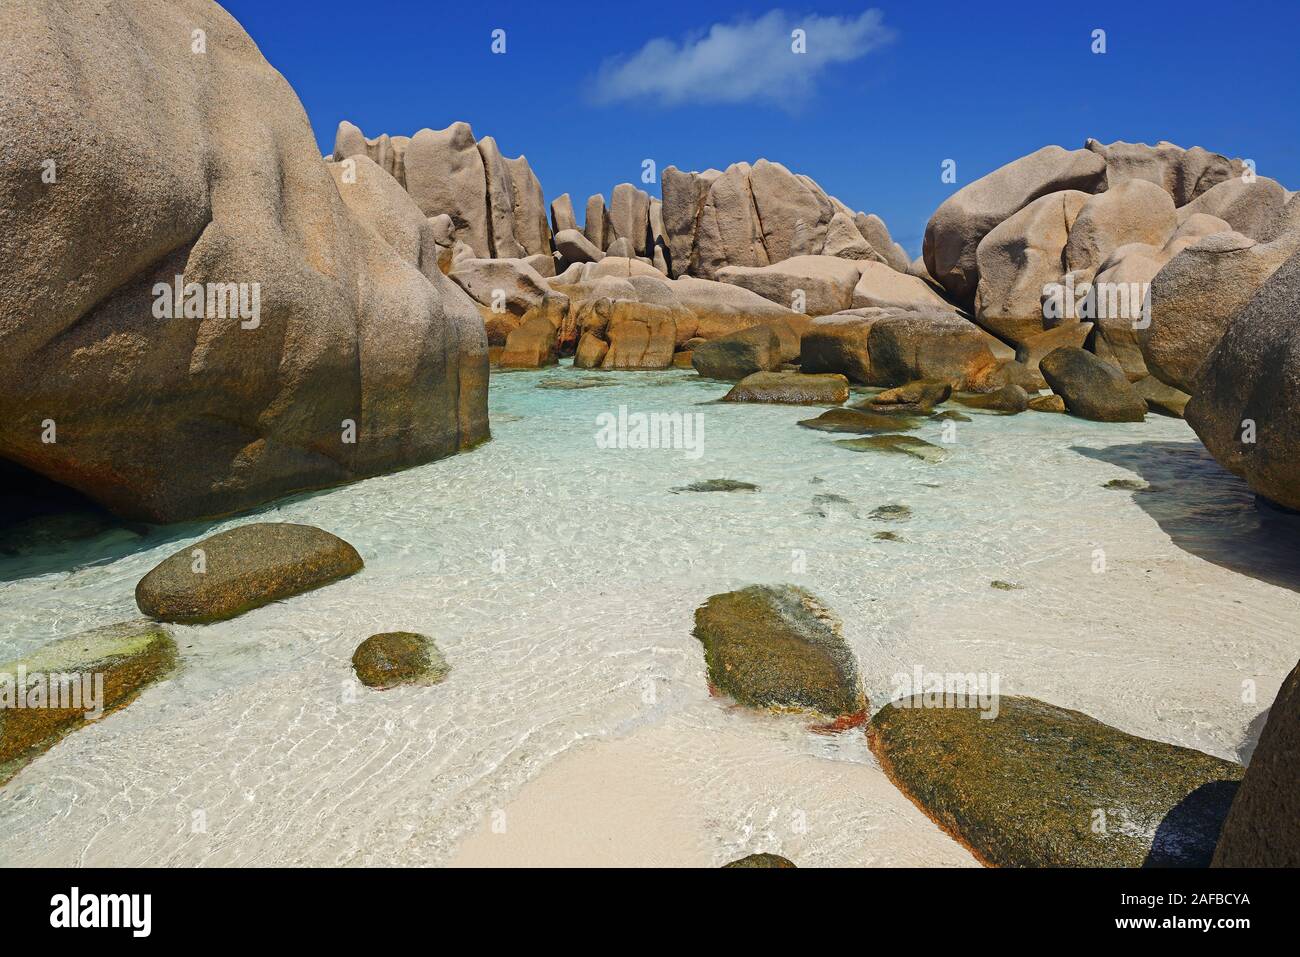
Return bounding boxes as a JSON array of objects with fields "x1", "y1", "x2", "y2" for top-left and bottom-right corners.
[
  {"x1": 722, "y1": 371, "x2": 848, "y2": 405},
  {"x1": 1039, "y1": 347, "x2": 1147, "y2": 422},
  {"x1": 834, "y1": 435, "x2": 949, "y2": 463},
  {"x1": 0, "y1": 621, "x2": 178, "y2": 785},
  {"x1": 136, "y1": 523, "x2": 364, "y2": 623},
  {"x1": 693, "y1": 585, "x2": 865, "y2": 721},
  {"x1": 870, "y1": 504, "x2": 912, "y2": 521},
  {"x1": 723, "y1": 853, "x2": 797, "y2": 868},
  {"x1": 352, "y1": 632, "x2": 449, "y2": 690},
  {"x1": 870, "y1": 696, "x2": 1243, "y2": 867},
  {"x1": 797, "y1": 408, "x2": 920, "y2": 434},
  {"x1": 671, "y1": 479, "x2": 759, "y2": 494}
]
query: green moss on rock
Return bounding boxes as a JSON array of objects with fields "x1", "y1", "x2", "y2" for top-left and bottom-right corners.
[
  {"x1": 797, "y1": 408, "x2": 921, "y2": 434},
  {"x1": 834, "y1": 435, "x2": 949, "y2": 463},
  {"x1": 352, "y1": 632, "x2": 449, "y2": 690},
  {"x1": 135, "y1": 522, "x2": 363, "y2": 623},
  {"x1": 693, "y1": 585, "x2": 865, "y2": 721},
  {"x1": 722, "y1": 371, "x2": 849, "y2": 405},
  {"x1": 723, "y1": 853, "x2": 797, "y2": 868},
  {"x1": 1, "y1": 621, "x2": 177, "y2": 785},
  {"x1": 870, "y1": 696, "x2": 1243, "y2": 867}
]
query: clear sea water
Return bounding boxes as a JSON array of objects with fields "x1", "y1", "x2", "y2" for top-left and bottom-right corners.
[{"x1": 1, "y1": 362, "x2": 1296, "y2": 865}]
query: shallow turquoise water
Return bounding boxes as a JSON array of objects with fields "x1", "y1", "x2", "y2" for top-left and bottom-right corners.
[{"x1": 1, "y1": 363, "x2": 1296, "y2": 865}]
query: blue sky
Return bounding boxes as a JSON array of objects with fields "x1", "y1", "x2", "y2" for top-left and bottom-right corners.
[{"x1": 222, "y1": 0, "x2": 1300, "y2": 255}]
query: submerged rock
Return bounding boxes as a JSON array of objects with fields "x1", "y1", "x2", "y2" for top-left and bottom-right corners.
[
  {"x1": 797, "y1": 408, "x2": 920, "y2": 434},
  {"x1": 990, "y1": 580, "x2": 1023, "y2": 591},
  {"x1": 870, "y1": 504, "x2": 912, "y2": 521},
  {"x1": 1212, "y1": 658, "x2": 1300, "y2": 867},
  {"x1": 352, "y1": 632, "x2": 449, "y2": 690},
  {"x1": 722, "y1": 853, "x2": 797, "y2": 868},
  {"x1": 870, "y1": 696, "x2": 1242, "y2": 867},
  {"x1": 135, "y1": 523, "x2": 364, "y2": 623},
  {"x1": 931, "y1": 410, "x2": 972, "y2": 423},
  {"x1": 535, "y1": 375, "x2": 613, "y2": 390},
  {"x1": 1104, "y1": 478, "x2": 1149, "y2": 491},
  {"x1": 0, "y1": 621, "x2": 177, "y2": 785},
  {"x1": 722, "y1": 371, "x2": 849, "y2": 405},
  {"x1": 1039, "y1": 347, "x2": 1147, "y2": 422},
  {"x1": 834, "y1": 435, "x2": 949, "y2": 463},
  {"x1": 873, "y1": 531, "x2": 904, "y2": 542},
  {"x1": 671, "y1": 479, "x2": 759, "y2": 494},
  {"x1": 693, "y1": 585, "x2": 865, "y2": 722}
]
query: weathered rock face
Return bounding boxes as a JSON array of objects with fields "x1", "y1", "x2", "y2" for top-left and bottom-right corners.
[
  {"x1": 693, "y1": 585, "x2": 865, "y2": 722},
  {"x1": 858, "y1": 379, "x2": 953, "y2": 415},
  {"x1": 1063, "y1": 179, "x2": 1178, "y2": 279},
  {"x1": 868, "y1": 311, "x2": 1003, "y2": 391},
  {"x1": 0, "y1": 621, "x2": 178, "y2": 785},
  {"x1": 0, "y1": 0, "x2": 487, "y2": 523},
  {"x1": 1086, "y1": 138, "x2": 1242, "y2": 206},
  {"x1": 499, "y1": 314, "x2": 558, "y2": 369},
  {"x1": 1142, "y1": 195, "x2": 1300, "y2": 393},
  {"x1": 1178, "y1": 176, "x2": 1289, "y2": 241},
  {"x1": 721, "y1": 372, "x2": 849, "y2": 405},
  {"x1": 1040, "y1": 347, "x2": 1147, "y2": 422},
  {"x1": 352, "y1": 632, "x2": 449, "y2": 690},
  {"x1": 870, "y1": 695, "x2": 1243, "y2": 867},
  {"x1": 663, "y1": 160, "x2": 905, "y2": 281},
  {"x1": 135, "y1": 523, "x2": 363, "y2": 623},
  {"x1": 334, "y1": 120, "x2": 553, "y2": 263},
  {"x1": 601, "y1": 301, "x2": 677, "y2": 369},
  {"x1": 717, "y1": 255, "x2": 863, "y2": 316},
  {"x1": 925, "y1": 146, "x2": 1108, "y2": 305},
  {"x1": 1212, "y1": 659, "x2": 1300, "y2": 867},
  {"x1": 1187, "y1": 248, "x2": 1300, "y2": 511}
]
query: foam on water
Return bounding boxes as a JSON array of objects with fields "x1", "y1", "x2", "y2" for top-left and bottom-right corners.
[{"x1": 1, "y1": 363, "x2": 1297, "y2": 865}]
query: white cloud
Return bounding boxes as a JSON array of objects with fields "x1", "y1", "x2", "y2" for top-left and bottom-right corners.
[{"x1": 590, "y1": 9, "x2": 896, "y2": 109}]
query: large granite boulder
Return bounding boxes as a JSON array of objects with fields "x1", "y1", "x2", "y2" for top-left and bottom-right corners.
[
  {"x1": 852, "y1": 261, "x2": 953, "y2": 311},
  {"x1": 0, "y1": 0, "x2": 487, "y2": 523},
  {"x1": 1039, "y1": 346, "x2": 1147, "y2": 422},
  {"x1": 135, "y1": 523, "x2": 363, "y2": 623},
  {"x1": 1062, "y1": 179, "x2": 1178, "y2": 279},
  {"x1": 1186, "y1": 248, "x2": 1300, "y2": 510},
  {"x1": 691, "y1": 324, "x2": 784, "y2": 380},
  {"x1": 499, "y1": 313, "x2": 558, "y2": 369},
  {"x1": 693, "y1": 585, "x2": 865, "y2": 723},
  {"x1": 717, "y1": 255, "x2": 862, "y2": 316},
  {"x1": 1212, "y1": 659, "x2": 1300, "y2": 867},
  {"x1": 924, "y1": 146, "x2": 1108, "y2": 305},
  {"x1": 0, "y1": 621, "x2": 178, "y2": 785},
  {"x1": 721, "y1": 371, "x2": 849, "y2": 405},
  {"x1": 870, "y1": 695, "x2": 1243, "y2": 867},
  {"x1": 1142, "y1": 195, "x2": 1300, "y2": 393},
  {"x1": 1178, "y1": 176, "x2": 1289, "y2": 241},
  {"x1": 601, "y1": 301, "x2": 677, "y2": 369},
  {"x1": 866, "y1": 310, "x2": 1004, "y2": 391}
]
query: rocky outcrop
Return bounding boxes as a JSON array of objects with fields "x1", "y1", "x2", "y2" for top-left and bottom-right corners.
[
  {"x1": 870, "y1": 695, "x2": 1243, "y2": 867},
  {"x1": 334, "y1": 120, "x2": 553, "y2": 262},
  {"x1": 693, "y1": 585, "x2": 865, "y2": 723},
  {"x1": 1186, "y1": 248, "x2": 1300, "y2": 511},
  {"x1": 1086, "y1": 138, "x2": 1243, "y2": 206},
  {"x1": 1212, "y1": 659, "x2": 1300, "y2": 867},
  {"x1": 0, "y1": 621, "x2": 178, "y2": 785},
  {"x1": 352, "y1": 632, "x2": 449, "y2": 690},
  {"x1": 662, "y1": 160, "x2": 906, "y2": 281},
  {"x1": 691, "y1": 324, "x2": 786, "y2": 380},
  {"x1": 135, "y1": 523, "x2": 363, "y2": 623},
  {"x1": 0, "y1": 1, "x2": 488, "y2": 523}
]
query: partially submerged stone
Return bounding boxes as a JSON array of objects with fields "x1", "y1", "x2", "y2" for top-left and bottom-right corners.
[
  {"x1": 856, "y1": 379, "x2": 952, "y2": 415},
  {"x1": 352, "y1": 632, "x2": 449, "y2": 690},
  {"x1": 990, "y1": 580, "x2": 1023, "y2": 591},
  {"x1": 1104, "y1": 478, "x2": 1149, "y2": 492},
  {"x1": 1039, "y1": 347, "x2": 1147, "y2": 422},
  {"x1": 0, "y1": 621, "x2": 178, "y2": 785},
  {"x1": 136, "y1": 523, "x2": 364, "y2": 623},
  {"x1": 1028, "y1": 394, "x2": 1067, "y2": 413},
  {"x1": 693, "y1": 585, "x2": 865, "y2": 722},
  {"x1": 870, "y1": 504, "x2": 912, "y2": 521},
  {"x1": 953, "y1": 384, "x2": 1029, "y2": 414},
  {"x1": 797, "y1": 408, "x2": 920, "y2": 434},
  {"x1": 722, "y1": 371, "x2": 849, "y2": 405},
  {"x1": 671, "y1": 479, "x2": 759, "y2": 494},
  {"x1": 834, "y1": 435, "x2": 949, "y2": 463},
  {"x1": 870, "y1": 696, "x2": 1243, "y2": 867},
  {"x1": 1134, "y1": 375, "x2": 1190, "y2": 418},
  {"x1": 722, "y1": 853, "x2": 797, "y2": 868}
]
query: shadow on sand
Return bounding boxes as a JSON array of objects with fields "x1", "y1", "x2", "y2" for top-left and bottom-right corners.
[
  {"x1": 1143, "y1": 779, "x2": 1240, "y2": 867},
  {"x1": 1074, "y1": 440, "x2": 1300, "y2": 594}
]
